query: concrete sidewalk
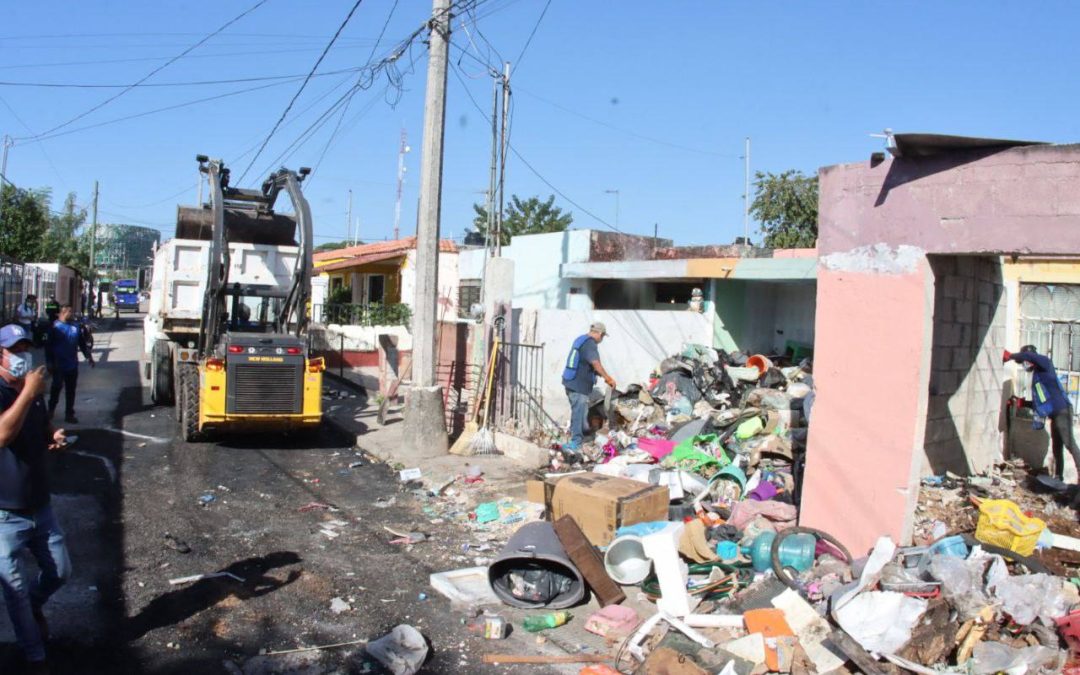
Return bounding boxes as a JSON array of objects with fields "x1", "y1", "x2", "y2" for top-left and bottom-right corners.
[{"x1": 320, "y1": 374, "x2": 550, "y2": 495}]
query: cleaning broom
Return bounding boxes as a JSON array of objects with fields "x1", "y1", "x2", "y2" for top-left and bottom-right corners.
[{"x1": 466, "y1": 335, "x2": 501, "y2": 455}]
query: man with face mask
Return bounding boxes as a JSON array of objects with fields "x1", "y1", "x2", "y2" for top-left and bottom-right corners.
[
  {"x1": 0, "y1": 323, "x2": 72, "y2": 673},
  {"x1": 1005, "y1": 345, "x2": 1080, "y2": 482}
]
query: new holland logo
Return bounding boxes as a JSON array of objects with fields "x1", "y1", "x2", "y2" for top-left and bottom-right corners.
[{"x1": 248, "y1": 356, "x2": 285, "y2": 363}]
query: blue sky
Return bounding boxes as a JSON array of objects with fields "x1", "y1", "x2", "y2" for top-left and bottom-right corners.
[{"x1": 2, "y1": 1, "x2": 1079, "y2": 247}]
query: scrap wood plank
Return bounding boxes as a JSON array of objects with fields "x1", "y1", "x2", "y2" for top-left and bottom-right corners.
[
  {"x1": 482, "y1": 653, "x2": 609, "y2": 664},
  {"x1": 553, "y1": 515, "x2": 626, "y2": 607}
]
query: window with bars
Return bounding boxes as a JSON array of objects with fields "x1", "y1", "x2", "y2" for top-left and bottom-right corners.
[
  {"x1": 1019, "y1": 283, "x2": 1080, "y2": 419},
  {"x1": 458, "y1": 279, "x2": 481, "y2": 319}
]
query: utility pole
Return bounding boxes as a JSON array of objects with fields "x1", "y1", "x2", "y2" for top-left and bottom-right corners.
[
  {"x1": 485, "y1": 75, "x2": 498, "y2": 257},
  {"x1": 604, "y1": 189, "x2": 620, "y2": 229},
  {"x1": 412, "y1": 0, "x2": 451, "y2": 391},
  {"x1": 394, "y1": 128, "x2": 409, "y2": 241},
  {"x1": 0, "y1": 135, "x2": 12, "y2": 223},
  {"x1": 89, "y1": 180, "x2": 99, "y2": 317},
  {"x1": 346, "y1": 189, "x2": 353, "y2": 245},
  {"x1": 743, "y1": 137, "x2": 751, "y2": 246},
  {"x1": 496, "y1": 61, "x2": 510, "y2": 256}
]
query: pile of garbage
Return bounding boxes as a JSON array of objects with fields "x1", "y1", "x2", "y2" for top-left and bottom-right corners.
[{"x1": 555, "y1": 344, "x2": 812, "y2": 523}]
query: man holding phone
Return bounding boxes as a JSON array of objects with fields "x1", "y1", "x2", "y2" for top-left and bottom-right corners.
[{"x1": 0, "y1": 323, "x2": 71, "y2": 673}]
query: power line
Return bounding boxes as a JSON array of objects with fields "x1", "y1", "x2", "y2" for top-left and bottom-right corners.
[
  {"x1": 515, "y1": 86, "x2": 742, "y2": 159},
  {"x1": 237, "y1": 0, "x2": 366, "y2": 185},
  {"x1": 0, "y1": 46, "x2": 354, "y2": 71},
  {"x1": 20, "y1": 79, "x2": 298, "y2": 145},
  {"x1": 309, "y1": 0, "x2": 402, "y2": 179},
  {"x1": 22, "y1": 0, "x2": 271, "y2": 140},
  {"x1": 0, "y1": 66, "x2": 372, "y2": 89},
  {"x1": 0, "y1": 93, "x2": 67, "y2": 184},
  {"x1": 448, "y1": 60, "x2": 618, "y2": 232},
  {"x1": 512, "y1": 0, "x2": 552, "y2": 72}
]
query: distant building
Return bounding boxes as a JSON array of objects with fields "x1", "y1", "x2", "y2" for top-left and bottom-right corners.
[{"x1": 94, "y1": 224, "x2": 160, "y2": 271}]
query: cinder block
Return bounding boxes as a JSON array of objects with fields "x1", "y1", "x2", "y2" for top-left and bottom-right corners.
[
  {"x1": 943, "y1": 276, "x2": 964, "y2": 300},
  {"x1": 953, "y1": 347, "x2": 975, "y2": 371},
  {"x1": 955, "y1": 256, "x2": 975, "y2": 277}
]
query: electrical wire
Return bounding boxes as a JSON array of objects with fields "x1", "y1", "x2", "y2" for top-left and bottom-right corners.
[
  {"x1": 0, "y1": 93, "x2": 67, "y2": 184},
  {"x1": 20, "y1": 0, "x2": 271, "y2": 140},
  {"x1": 0, "y1": 47, "x2": 360, "y2": 71},
  {"x1": 308, "y1": 0, "x2": 402, "y2": 180},
  {"x1": 515, "y1": 86, "x2": 742, "y2": 159},
  {"x1": 20, "y1": 79, "x2": 299, "y2": 145},
  {"x1": 512, "y1": 0, "x2": 552, "y2": 73},
  {"x1": 449, "y1": 60, "x2": 620, "y2": 232},
  {"x1": 0, "y1": 66, "x2": 374, "y2": 89},
  {"x1": 236, "y1": 0, "x2": 366, "y2": 185}
]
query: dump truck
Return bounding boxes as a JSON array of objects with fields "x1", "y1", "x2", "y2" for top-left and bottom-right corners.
[{"x1": 143, "y1": 155, "x2": 324, "y2": 441}]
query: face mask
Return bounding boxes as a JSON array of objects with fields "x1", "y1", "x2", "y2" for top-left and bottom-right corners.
[{"x1": 2, "y1": 351, "x2": 31, "y2": 378}]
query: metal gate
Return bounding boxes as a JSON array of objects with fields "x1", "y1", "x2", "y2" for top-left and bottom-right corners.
[
  {"x1": 1019, "y1": 283, "x2": 1080, "y2": 422},
  {"x1": 490, "y1": 341, "x2": 552, "y2": 436}
]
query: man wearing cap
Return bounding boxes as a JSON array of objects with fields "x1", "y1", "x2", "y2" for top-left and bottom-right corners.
[
  {"x1": 1004, "y1": 345, "x2": 1080, "y2": 482},
  {"x1": 0, "y1": 324, "x2": 72, "y2": 672},
  {"x1": 46, "y1": 304, "x2": 95, "y2": 425},
  {"x1": 561, "y1": 322, "x2": 616, "y2": 455}
]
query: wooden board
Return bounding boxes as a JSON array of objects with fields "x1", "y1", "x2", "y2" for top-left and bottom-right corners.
[{"x1": 553, "y1": 515, "x2": 626, "y2": 607}]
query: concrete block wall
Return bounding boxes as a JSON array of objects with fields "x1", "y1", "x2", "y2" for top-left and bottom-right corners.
[{"x1": 923, "y1": 256, "x2": 1007, "y2": 475}]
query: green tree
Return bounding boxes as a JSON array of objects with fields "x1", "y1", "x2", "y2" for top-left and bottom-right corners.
[
  {"x1": 0, "y1": 184, "x2": 51, "y2": 261},
  {"x1": 46, "y1": 192, "x2": 90, "y2": 274},
  {"x1": 315, "y1": 240, "x2": 358, "y2": 252},
  {"x1": 472, "y1": 194, "x2": 573, "y2": 246},
  {"x1": 750, "y1": 170, "x2": 818, "y2": 248}
]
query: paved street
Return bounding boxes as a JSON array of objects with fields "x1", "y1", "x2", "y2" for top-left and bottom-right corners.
[{"x1": 0, "y1": 316, "x2": 560, "y2": 674}]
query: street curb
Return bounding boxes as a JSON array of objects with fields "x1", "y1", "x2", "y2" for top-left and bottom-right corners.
[{"x1": 322, "y1": 412, "x2": 363, "y2": 449}]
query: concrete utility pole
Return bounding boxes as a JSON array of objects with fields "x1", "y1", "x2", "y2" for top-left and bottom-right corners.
[
  {"x1": 0, "y1": 135, "x2": 12, "y2": 223},
  {"x1": 402, "y1": 0, "x2": 451, "y2": 456},
  {"x1": 496, "y1": 61, "x2": 510, "y2": 256},
  {"x1": 605, "y1": 189, "x2": 620, "y2": 228},
  {"x1": 485, "y1": 75, "x2": 498, "y2": 256},
  {"x1": 743, "y1": 137, "x2": 751, "y2": 245},
  {"x1": 346, "y1": 189, "x2": 353, "y2": 245},
  {"x1": 394, "y1": 128, "x2": 409, "y2": 241},
  {"x1": 89, "y1": 180, "x2": 99, "y2": 316}
]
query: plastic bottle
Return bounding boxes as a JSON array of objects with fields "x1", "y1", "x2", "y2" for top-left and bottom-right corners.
[
  {"x1": 523, "y1": 611, "x2": 571, "y2": 632},
  {"x1": 744, "y1": 531, "x2": 817, "y2": 573},
  {"x1": 466, "y1": 615, "x2": 509, "y2": 639}
]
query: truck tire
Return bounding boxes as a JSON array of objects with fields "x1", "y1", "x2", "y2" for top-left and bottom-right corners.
[
  {"x1": 179, "y1": 364, "x2": 203, "y2": 443},
  {"x1": 150, "y1": 341, "x2": 174, "y2": 405}
]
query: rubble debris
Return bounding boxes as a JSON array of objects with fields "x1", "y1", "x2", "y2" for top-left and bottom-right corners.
[{"x1": 365, "y1": 624, "x2": 428, "y2": 675}]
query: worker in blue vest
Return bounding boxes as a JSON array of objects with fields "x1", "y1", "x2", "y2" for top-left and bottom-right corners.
[
  {"x1": 561, "y1": 322, "x2": 616, "y2": 456},
  {"x1": 1005, "y1": 345, "x2": 1079, "y2": 481}
]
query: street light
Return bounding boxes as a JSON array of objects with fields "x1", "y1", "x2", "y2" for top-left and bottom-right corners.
[{"x1": 604, "y1": 189, "x2": 620, "y2": 229}]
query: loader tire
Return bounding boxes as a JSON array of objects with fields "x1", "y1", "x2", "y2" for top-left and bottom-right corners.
[
  {"x1": 179, "y1": 364, "x2": 203, "y2": 443},
  {"x1": 150, "y1": 341, "x2": 174, "y2": 405}
]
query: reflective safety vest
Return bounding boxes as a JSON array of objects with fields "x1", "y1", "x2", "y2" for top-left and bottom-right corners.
[{"x1": 562, "y1": 335, "x2": 591, "y2": 382}]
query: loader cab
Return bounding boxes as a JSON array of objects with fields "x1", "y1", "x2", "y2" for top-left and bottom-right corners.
[{"x1": 222, "y1": 283, "x2": 288, "y2": 334}]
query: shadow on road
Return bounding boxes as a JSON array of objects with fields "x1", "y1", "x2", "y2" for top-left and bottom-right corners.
[{"x1": 124, "y1": 551, "x2": 303, "y2": 641}]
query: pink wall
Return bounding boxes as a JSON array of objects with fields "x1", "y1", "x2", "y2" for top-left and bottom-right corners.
[
  {"x1": 801, "y1": 265, "x2": 933, "y2": 553},
  {"x1": 819, "y1": 144, "x2": 1080, "y2": 256},
  {"x1": 804, "y1": 143, "x2": 1080, "y2": 554}
]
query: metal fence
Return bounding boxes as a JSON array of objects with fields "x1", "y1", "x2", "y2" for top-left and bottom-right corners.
[
  {"x1": 1019, "y1": 282, "x2": 1080, "y2": 423},
  {"x1": 312, "y1": 302, "x2": 411, "y2": 327},
  {"x1": 489, "y1": 341, "x2": 552, "y2": 435},
  {"x1": 0, "y1": 255, "x2": 24, "y2": 325}
]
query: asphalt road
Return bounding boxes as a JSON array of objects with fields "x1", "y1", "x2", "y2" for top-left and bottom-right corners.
[{"x1": 1, "y1": 315, "x2": 558, "y2": 674}]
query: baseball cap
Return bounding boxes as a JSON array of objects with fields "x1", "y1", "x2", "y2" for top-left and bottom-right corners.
[
  {"x1": 0, "y1": 324, "x2": 32, "y2": 349},
  {"x1": 590, "y1": 321, "x2": 609, "y2": 336}
]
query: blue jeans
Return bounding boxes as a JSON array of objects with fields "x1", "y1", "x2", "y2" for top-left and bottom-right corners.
[
  {"x1": 566, "y1": 390, "x2": 591, "y2": 447},
  {"x1": 0, "y1": 504, "x2": 71, "y2": 662}
]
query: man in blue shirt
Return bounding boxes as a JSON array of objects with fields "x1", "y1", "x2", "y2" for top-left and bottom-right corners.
[
  {"x1": 0, "y1": 323, "x2": 72, "y2": 672},
  {"x1": 45, "y1": 305, "x2": 94, "y2": 424},
  {"x1": 1005, "y1": 345, "x2": 1079, "y2": 481},
  {"x1": 561, "y1": 322, "x2": 616, "y2": 455}
]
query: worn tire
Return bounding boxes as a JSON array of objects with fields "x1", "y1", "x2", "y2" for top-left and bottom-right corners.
[
  {"x1": 150, "y1": 341, "x2": 174, "y2": 405},
  {"x1": 179, "y1": 364, "x2": 202, "y2": 443}
]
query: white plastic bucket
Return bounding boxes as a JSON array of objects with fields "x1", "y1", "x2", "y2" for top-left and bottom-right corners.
[{"x1": 604, "y1": 535, "x2": 652, "y2": 585}]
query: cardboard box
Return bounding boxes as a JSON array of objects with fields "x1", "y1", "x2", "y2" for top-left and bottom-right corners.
[{"x1": 550, "y1": 473, "x2": 669, "y2": 546}]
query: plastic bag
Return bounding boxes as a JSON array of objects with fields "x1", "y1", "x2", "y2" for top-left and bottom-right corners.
[
  {"x1": 367, "y1": 624, "x2": 429, "y2": 675},
  {"x1": 927, "y1": 554, "x2": 991, "y2": 620},
  {"x1": 989, "y1": 573, "x2": 1070, "y2": 626},
  {"x1": 971, "y1": 641, "x2": 1060, "y2": 675}
]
